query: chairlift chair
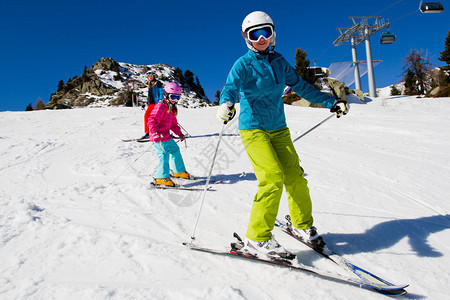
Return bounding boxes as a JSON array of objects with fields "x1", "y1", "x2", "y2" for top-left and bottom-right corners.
[
  {"x1": 380, "y1": 31, "x2": 396, "y2": 44},
  {"x1": 419, "y1": 0, "x2": 444, "y2": 13},
  {"x1": 308, "y1": 66, "x2": 331, "y2": 78}
]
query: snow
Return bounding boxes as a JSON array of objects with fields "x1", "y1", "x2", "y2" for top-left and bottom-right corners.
[{"x1": 1, "y1": 95, "x2": 450, "y2": 299}]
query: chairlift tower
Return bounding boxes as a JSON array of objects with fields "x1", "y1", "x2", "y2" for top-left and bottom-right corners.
[{"x1": 333, "y1": 16, "x2": 390, "y2": 98}]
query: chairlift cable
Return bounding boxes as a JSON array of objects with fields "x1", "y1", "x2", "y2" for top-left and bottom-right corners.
[
  {"x1": 316, "y1": 43, "x2": 334, "y2": 62},
  {"x1": 372, "y1": 0, "x2": 406, "y2": 16},
  {"x1": 391, "y1": 9, "x2": 418, "y2": 24}
]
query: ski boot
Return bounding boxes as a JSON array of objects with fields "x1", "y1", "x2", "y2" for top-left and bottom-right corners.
[
  {"x1": 287, "y1": 221, "x2": 330, "y2": 255},
  {"x1": 242, "y1": 235, "x2": 296, "y2": 261},
  {"x1": 172, "y1": 171, "x2": 195, "y2": 180},
  {"x1": 155, "y1": 178, "x2": 176, "y2": 187}
]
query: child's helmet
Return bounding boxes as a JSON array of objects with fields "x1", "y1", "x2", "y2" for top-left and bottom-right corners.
[
  {"x1": 164, "y1": 82, "x2": 182, "y2": 94},
  {"x1": 241, "y1": 11, "x2": 276, "y2": 52}
]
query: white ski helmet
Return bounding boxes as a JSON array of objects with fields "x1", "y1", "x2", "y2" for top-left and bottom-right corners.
[{"x1": 241, "y1": 11, "x2": 276, "y2": 53}]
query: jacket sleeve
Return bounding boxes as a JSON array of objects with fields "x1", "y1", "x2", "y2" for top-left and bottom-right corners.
[
  {"x1": 220, "y1": 58, "x2": 247, "y2": 106},
  {"x1": 152, "y1": 81, "x2": 164, "y2": 102},
  {"x1": 284, "y1": 58, "x2": 335, "y2": 109},
  {"x1": 148, "y1": 104, "x2": 162, "y2": 136},
  {"x1": 170, "y1": 116, "x2": 183, "y2": 137}
]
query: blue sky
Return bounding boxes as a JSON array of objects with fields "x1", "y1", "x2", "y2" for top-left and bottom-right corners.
[{"x1": 0, "y1": 0, "x2": 448, "y2": 111}]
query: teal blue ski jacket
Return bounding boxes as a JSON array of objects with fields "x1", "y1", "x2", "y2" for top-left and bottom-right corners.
[{"x1": 220, "y1": 50, "x2": 336, "y2": 131}]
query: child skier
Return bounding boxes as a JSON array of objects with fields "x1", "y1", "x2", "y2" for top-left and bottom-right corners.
[
  {"x1": 217, "y1": 11, "x2": 349, "y2": 260},
  {"x1": 149, "y1": 82, "x2": 192, "y2": 187}
]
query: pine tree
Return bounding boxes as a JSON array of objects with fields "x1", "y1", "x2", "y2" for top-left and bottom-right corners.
[
  {"x1": 402, "y1": 49, "x2": 432, "y2": 94},
  {"x1": 404, "y1": 69, "x2": 417, "y2": 95},
  {"x1": 390, "y1": 84, "x2": 402, "y2": 96},
  {"x1": 294, "y1": 48, "x2": 317, "y2": 85},
  {"x1": 113, "y1": 72, "x2": 122, "y2": 81},
  {"x1": 184, "y1": 70, "x2": 195, "y2": 90},
  {"x1": 439, "y1": 30, "x2": 450, "y2": 67},
  {"x1": 25, "y1": 103, "x2": 33, "y2": 111},
  {"x1": 174, "y1": 67, "x2": 185, "y2": 86},
  {"x1": 438, "y1": 30, "x2": 450, "y2": 84},
  {"x1": 214, "y1": 90, "x2": 221, "y2": 106},
  {"x1": 57, "y1": 80, "x2": 64, "y2": 92},
  {"x1": 194, "y1": 76, "x2": 205, "y2": 97},
  {"x1": 35, "y1": 97, "x2": 45, "y2": 110}
]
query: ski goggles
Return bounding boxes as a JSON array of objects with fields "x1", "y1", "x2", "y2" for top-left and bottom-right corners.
[
  {"x1": 167, "y1": 94, "x2": 181, "y2": 101},
  {"x1": 247, "y1": 25, "x2": 274, "y2": 42}
]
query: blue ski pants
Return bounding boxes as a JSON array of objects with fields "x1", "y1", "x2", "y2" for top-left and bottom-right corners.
[{"x1": 154, "y1": 139, "x2": 186, "y2": 179}]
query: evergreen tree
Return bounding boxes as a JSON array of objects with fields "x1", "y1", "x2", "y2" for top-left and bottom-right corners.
[
  {"x1": 439, "y1": 30, "x2": 450, "y2": 67},
  {"x1": 404, "y1": 69, "x2": 417, "y2": 95},
  {"x1": 35, "y1": 97, "x2": 45, "y2": 110},
  {"x1": 402, "y1": 49, "x2": 432, "y2": 94},
  {"x1": 214, "y1": 90, "x2": 221, "y2": 106},
  {"x1": 390, "y1": 84, "x2": 402, "y2": 96},
  {"x1": 174, "y1": 67, "x2": 185, "y2": 86},
  {"x1": 194, "y1": 76, "x2": 205, "y2": 97},
  {"x1": 294, "y1": 48, "x2": 317, "y2": 85},
  {"x1": 194, "y1": 76, "x2": 200, "y2": 89},
  {"x1": 57, "y1": 80, "x2": 64, "y2": 92},
  {"x1": 184, "y1": 70, "x2": 195, "y2": 90},
  {"x1": 113, "y1": 71, "x2": 122, "y2": 81},
  {"x1": 438, "y1": 29, "x2": 450, "y2": 84},
  {"x1": 25, "y1": 103, "x2": 33, "y2": 111}
]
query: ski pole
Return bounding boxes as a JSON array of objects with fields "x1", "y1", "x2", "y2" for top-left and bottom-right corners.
[
  {"x1": 292, "y1": 114, "x2": 334, "y2": 143},
  {"x1": 109, "y1": 142, "x2": 154, "y2": 185},
  {"x1": 178, "y1": 123, "x2": 191, "y2": 137},
  {"x1": 190, "y1": 123, "x2": 226, "y2": 243}
]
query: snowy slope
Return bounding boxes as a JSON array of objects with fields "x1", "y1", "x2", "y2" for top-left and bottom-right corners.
[{"x1": 1, "y1": 95, "x2": 450, "y2": 299}]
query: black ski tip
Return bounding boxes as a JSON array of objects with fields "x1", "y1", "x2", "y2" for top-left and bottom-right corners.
[{"x1": 374, "y1": 288, "x2": 407, "y2": 297}]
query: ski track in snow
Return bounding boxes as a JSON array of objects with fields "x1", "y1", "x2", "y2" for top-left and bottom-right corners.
[{"x1": 1, "y1": 96, "x2": 450, "y2": 299}]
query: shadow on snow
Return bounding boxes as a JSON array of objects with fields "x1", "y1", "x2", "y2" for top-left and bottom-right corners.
[{"x1": 322, "y1": 214, "x2": 450, "y2": 257}]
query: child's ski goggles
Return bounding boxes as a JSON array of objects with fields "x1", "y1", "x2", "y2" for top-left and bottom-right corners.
[
  {"x1": 247, "y1": 25, "x2": 274, "y2": 42},
  {"x1": 167, "y1": 94, "x2": 180, "y2": 101}
]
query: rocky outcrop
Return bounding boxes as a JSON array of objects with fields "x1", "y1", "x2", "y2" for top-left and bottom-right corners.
[
  {"x1": 44, "y1": 57, "x2": 210, "y2": 109},
  {"x1": 91, "y1": 57, "x2": 120, "y2": 73},
  {"x1": 46, "y1": 59, "x2": 118, "y2": 109}
]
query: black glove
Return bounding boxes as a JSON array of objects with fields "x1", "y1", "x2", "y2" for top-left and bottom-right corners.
[{"x1": 330, "y1": 100, "x2": 349, "y2": 118}]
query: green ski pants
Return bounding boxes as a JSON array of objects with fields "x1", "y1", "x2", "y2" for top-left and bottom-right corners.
[{"x1": 240, "y1": 127, "x2": 314, "y2": 241}]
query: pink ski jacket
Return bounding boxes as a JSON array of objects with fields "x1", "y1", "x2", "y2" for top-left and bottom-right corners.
[{"x1": 148, "y1": 100, "x2": 183, "y2": 142}]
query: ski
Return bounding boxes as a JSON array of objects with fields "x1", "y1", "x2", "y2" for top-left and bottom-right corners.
[
  {"x1": 169, "y1": 173, "x2": 224, "y2": 186},
  {"x1": 171, "y1": 177, "x2": 223, "y2": 185},
  {"x1": 150, "y1": 182, "x2": 213, "y2": 191},
  {"x1": 122, "y1": 137, "x2": 150, "y2": 142},
  {"x1": 183, "y1": 233, "x2": 408, "y2": 296},
  {"x1": 136, "y1": 138, "x2": 151, "y2": 143},
  {"x1": 275, "y1": 216, "x2": 408, "y2": 295}
]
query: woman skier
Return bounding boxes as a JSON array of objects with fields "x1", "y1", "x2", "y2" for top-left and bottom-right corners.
[
  {"x1": 142, "y1": 74, "x2": 164, "y2": 139},
  {"x1": 217, "y1": 11, "x2": 349, "y2": 259}
]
